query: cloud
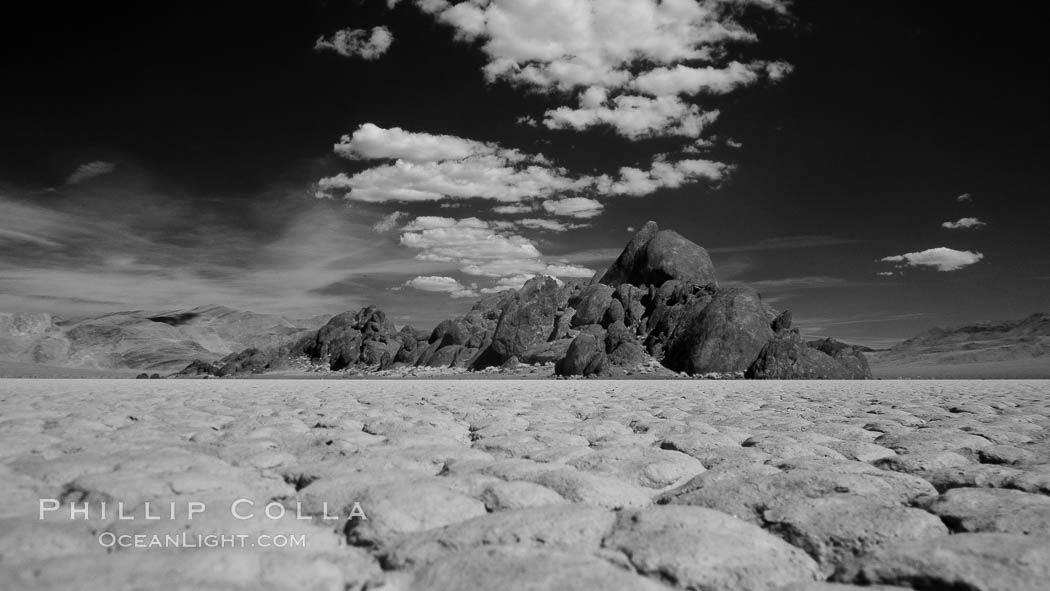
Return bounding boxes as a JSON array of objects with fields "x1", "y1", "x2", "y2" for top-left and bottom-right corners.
[
  {"x1": 602, "y1": 158, "x2": 729, "y2": 195},
  {"x1": 400, "y1": 217, "x2": 540, "y2": 267},
  {"x1": 372, "y1": 210, "x2": 407, "y2": 232},
  {"x1": 516, "y1": 218, "x2": 585, "y2": 232},
  {"x1": 403, "y1": 0, "x2": 791, "y2": 139},
  {"x1": 397, "y1": 215, "x2": 593, "y2": 288},
  {"x1": 708, "y1": 235, "x2": 859, "y2": 253},
  {"x1": 747, "y1": 276, "x2": 853, "y2": 290},
  {"x1": 319, "y1": 157, "x2": 592, "y2": 203},
  {"x1": 541, "y1": 197, "x2": 603, "y2": 218},
  {"x1": 554, "y1": 247, "x2": 623, "y2": 265},
  {"x1": 492, "y1": 203, "x2": 535, "y2": 215},
  {"x1": 877, "y1": 271, "x2": 895, "y2": 277},
  {"x1": 335, "y1": 123, "x2": 499, "y2": 163},
  {"x1": 633, "y1": 61, "x2": 764, "y2": 96},
  {"x1": 941, "y1": 217, "x2": 986, "y2": 230},
  {"x1": 318, "y1": 124, "x2": 591, "y2": 203},
  {"x1": 0, "y1": 228, "x2": 64, "y2": 248},
  {"x1": 0, "y1": 189, "x2": 418, "y2": 318},
  {"x1": 542, "y1": 264, "x2": 592, "y2": 278},
  {"x1": 314, "y1": 26, "x2": 393, "y2": 60},
  {"x1": 956, "y1": 192, "x2": 973, "y2": 202},
  {"x1": 543, "y1": 94, "x2": 720, "y2": 139},
  {"x1": 479, "y1": 273, "x2": 538, "y2": 293},
  {"x1": 404, "y1": 275, "x2": 478, "y2": 298},
  {"x1": 881, "y1": 247, "x2": 984, "y2": 271},
  {"x1": 66, "y1": 161, "x2": 116, "y2": 185},
  {"x1": 318, "y1": 124, "x2": 728, "y2": 204}
]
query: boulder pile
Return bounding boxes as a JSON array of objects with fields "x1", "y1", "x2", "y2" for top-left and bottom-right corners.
[{"x1": 179, "y1": 222, "x2": 870, "y2": 379}]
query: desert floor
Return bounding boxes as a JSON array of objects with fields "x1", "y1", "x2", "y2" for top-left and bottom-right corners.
[{"x1": 2, "y1": 379, "x2": 1049, "y2": 591}]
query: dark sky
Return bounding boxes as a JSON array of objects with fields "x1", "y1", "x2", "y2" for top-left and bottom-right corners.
[{"x1": 1, "y1": 0, "x2": 1047, "y2": 346}]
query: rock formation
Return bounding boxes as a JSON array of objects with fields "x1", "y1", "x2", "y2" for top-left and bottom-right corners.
[{"x1": 166, "y1": 222, "x2": 871, "y2": 378}]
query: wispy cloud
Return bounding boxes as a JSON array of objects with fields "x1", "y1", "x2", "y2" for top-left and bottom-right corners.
[
  {"x1": 372, "y1": 210, "x2": 407, "y2": 233},
  {"x1": 0, "y1": 178, "x2": 429, "y2": 318},
  {"x1": 708, "y1": 235, "x2": 859, "y2": 254},
  {"x1": 956, "y1": 192, "x2": 973, "y2": 202},
  {"x1": 743, "y1": 275, "x2": 883, "y2": 291},
  {"x1": 797, "y1": 312, "x2": 933, "y2": 328},
  {"x1": 66, "y1": 161, "x2": 116, "y2": 185}
]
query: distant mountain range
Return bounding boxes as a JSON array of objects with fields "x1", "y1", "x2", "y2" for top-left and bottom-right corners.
[
  {"x1": 0, "y1": 305, "x2": 328, "y2": 373},
  {"x1": 868, "y1": 313, "x2": 1050, "y2": 378}
]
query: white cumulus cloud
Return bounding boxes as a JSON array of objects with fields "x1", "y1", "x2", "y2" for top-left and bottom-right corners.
[
  {"x1": 541, "y1": 197, "x2": 604, "y2": 218},
  {"x1": 403, "y1": 275, "x2": 478, "y2": 298},
  {"x1": 603, "y1": 158, "x2": 729, "y2": 196},
  {"x1": 398, "y1": 216, "x2": 593, "y2": 290},
  {"x1": 543, "y1": 95, "x2": 720, "y2": 139},
  {"x1": 315, "y1": 27, "x2": 393, "y2": 60},
  {"x1": 318, "y1": 124, "x2": 729, "y2": 205},
  {"x1": 492, "y1": 203, "x2": 535, "y2": 215},
  {"x1": 334, "y1": 123, "x2": 500, "y2": 163},
  {"x1": 633, "y1": 61, "x2": 762, "y2": 96},
  {"x1": 941, "y1": 217, "x2": 986, "y2": 230},
  {"x1": 401, "y1": 0, "x2": 791, "y2": 140},
  {"x1": 881, "y1": 247, "x2": 984, "y2": 272}
]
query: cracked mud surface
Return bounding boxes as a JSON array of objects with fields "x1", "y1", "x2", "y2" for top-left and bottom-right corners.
[{"x1": 1, "y1": 379, "x2": 1049, "y2": 590}]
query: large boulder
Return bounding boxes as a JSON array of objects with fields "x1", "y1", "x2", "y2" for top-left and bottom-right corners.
[
  {"x1": 555, "y1": 327, "x2": 608, "y2": 377},
  {"x1": 599, "y1": 221, "x2": 658, "y2": 287},
  {"x1": 614, "y1": 284, "x2": 648, "y2": 329},
  {"x1": 569, "y1": 284, "x2": 615, "y2": 328},
  {"x1": 394, "y1": 326, "x2": 427, "y2": 365},
  {"x1": 642, "y1": 280, "x2": 716, "y2": 356},
  {"x1": 425, "y1": 345, "x2": 476, "y2": 368},
  {"x1": 663, "y1": 287, "x2": 773, "y2": 375},
  {"x1": 522, "y1": 338, "x2": 574, "y2": 365},
  {"x1": 300, "y1": 306, "x2": 399, "y2": 370},
  {"x1": 604, "y1": 322, "x2": 646, "y2": 370},
  {"x1": 601, "y1": 222, "x2": 717, "y2": 289},
  {"x1": 429, "y1": 319, "x2": 472, "y2": 348},
  {"x1": 809, "y1": 338, "x2": 871, "y2": 379},
  {"x1": 747, "y1": 330, "x2": 853, "y2": 379},
  {"x1": 483, "y1": 276, "x2": 563, "y2": 366}
]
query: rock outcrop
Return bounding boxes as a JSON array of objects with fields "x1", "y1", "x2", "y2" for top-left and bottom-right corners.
[
  {"x1": 663, "y1": 286, "x2": 774, "y2": 375},
  {"x1": 747, "y1": 331, "x2": 852, "y2": 379},
  {"x1": 599, "y1": 222, "x2": 717, "y2": 289},
  {"x1": 170, "y1": 221, "x2": 869, "y2": 379}
]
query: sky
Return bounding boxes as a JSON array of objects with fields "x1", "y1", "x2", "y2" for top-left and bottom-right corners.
[{"x1": 1, "y1": 0, "x2": 1047, "y2": 347}]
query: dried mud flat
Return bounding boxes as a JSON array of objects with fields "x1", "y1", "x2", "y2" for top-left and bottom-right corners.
[{"x1": 2, "y1": 380, "x2": 1050, "y2": 591}]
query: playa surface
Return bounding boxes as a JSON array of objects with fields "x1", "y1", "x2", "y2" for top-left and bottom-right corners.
[{"x1": 2, "y1": 379, "x2": 1049, "y2": 590}]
